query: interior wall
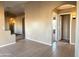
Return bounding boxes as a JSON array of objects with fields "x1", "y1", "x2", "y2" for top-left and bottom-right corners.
[
  {"x1": 52, "y1": 12, "x2": 58, "y2": 41},
  {"x1": 0, "y1": 2, "x2": 5, "y2": 30},
  {"x1": 15, "y1": 15, "x2": 24, "y2": 34},
  {"x1": 5, "y1": 17, "x2": 10, "y2": 30},
  {"x1": 75, "y1": 1, "x2": 79, "y2": 57},
  {"x1": 71, "y1": 11, "x2": 76, "y2": 44},
  {"x1": 24, "y1": 1, "x2": 73, "y2": 45},
  {"x1": 0, "y1": 2, "x2": 16, "y2": 46},
  {"x1": 71, "y1": 17, "x2": 76, "y2": 44}
]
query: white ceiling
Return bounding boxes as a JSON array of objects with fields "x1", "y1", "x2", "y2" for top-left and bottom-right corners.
[
  {"x1": 3, "y1": 1, "x2": 28, "y2": 15},
  {"x1": 3, "y1": 1, "x2": 76, "y2": 16},
  {"x1": 57, "y1": 4, "x2": 76, "y2": 10}
]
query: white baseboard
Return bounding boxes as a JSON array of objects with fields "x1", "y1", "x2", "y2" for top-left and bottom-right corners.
[
  {"x1": 26, "y1": 38, "x2": 52, "y2": 46},
  {"x1": 0, "y1": 42, "x2": 16, "y2": 48}
]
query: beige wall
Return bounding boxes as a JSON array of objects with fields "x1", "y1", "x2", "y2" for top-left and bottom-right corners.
[
  {"x1": 24, "y1": 1, "x2": 73, "y2": 45},
  {"x1": 71, "y1": 17, "x2": 76, "y2": 44},
  {"x1": 0, "y1": 2, "x2": 16, "y2": 47},
  {"x1": 0, "y1": 2, "x2": 5, "y2": 30},
  {"x1": 0, "y1": 30, "x2": 16, "y2": 47},
  {"x1": 5, "y1": 17, "x2": 9, "y2": 30},
  {"x1": 71, "y1": 10, "x2": 76, "y2": 44},
  {"x1": 15, "y1": 15, "x2": 24, "y2": 34},
  {"x1": 75, "y1": 1, "x2": 79, "y2": 57}
]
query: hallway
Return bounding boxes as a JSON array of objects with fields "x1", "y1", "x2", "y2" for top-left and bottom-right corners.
[{"x1": 0, "y1": 39, "x2": 74, "y2": 57}]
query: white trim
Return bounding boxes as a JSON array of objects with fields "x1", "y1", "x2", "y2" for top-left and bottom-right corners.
[
  {"x1": 70, "y1": 13, "x2": 72, "y2": 45},
  {"x1": 0, "y1": 42, "x2": 16, "y2": 48},
  {"x1": 58, "y1": 12, "x2": 71, "y2": 15},
  {"x1": 26, "y1": 39, "x2": 52, "y2": 46}
]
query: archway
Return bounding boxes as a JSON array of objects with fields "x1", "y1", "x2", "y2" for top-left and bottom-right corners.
[{"x1": 51, "y1": 4, "x2": 76, "y2": 44}]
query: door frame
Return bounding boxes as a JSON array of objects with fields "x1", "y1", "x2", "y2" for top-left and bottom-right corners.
[
  {"x1": 58, "y1": 12, "x2": 71, "y2": 44},
  {"x1": 22, "y1": 17, "x2": 25, "y2": 39}
]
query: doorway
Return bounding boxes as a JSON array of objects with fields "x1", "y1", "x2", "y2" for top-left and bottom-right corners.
[
  {"x1": 22, "y1": 17, "x2": 25, "y2": 37},
  {"x1": 60, "y1": 14, "x2": 70, "y2": 43},
  {"x1": 16, "y1": 17, "x2": 25, "y2": 41}
]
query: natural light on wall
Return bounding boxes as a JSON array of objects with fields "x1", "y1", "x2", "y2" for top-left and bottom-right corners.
[
  {"x1": 32, "y1": 21, "x2": 39, "y2": 29},
  {"x1": 31, "y1": 21, "x2": 44, "y2": 30}
]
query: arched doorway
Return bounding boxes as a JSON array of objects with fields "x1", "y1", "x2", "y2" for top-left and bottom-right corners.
[{"x1": 51, "y1": 4, "x2": 76, "y2": 44}]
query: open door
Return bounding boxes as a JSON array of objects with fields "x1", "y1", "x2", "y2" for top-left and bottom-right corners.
[{"x1": 60, "y1": 14, "x2": 70, "y2": 43}]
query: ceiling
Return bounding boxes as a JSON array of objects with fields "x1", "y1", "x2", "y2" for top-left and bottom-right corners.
[
  {"x1": 57, "y1": 4, "x2": 76, "y2": 10},
  {"x1": 3, "y1": 1, "x2": 76, "y2": 16},
  {"x1": 3, "y1": 1, "x2": 28, "y2": 15}
]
